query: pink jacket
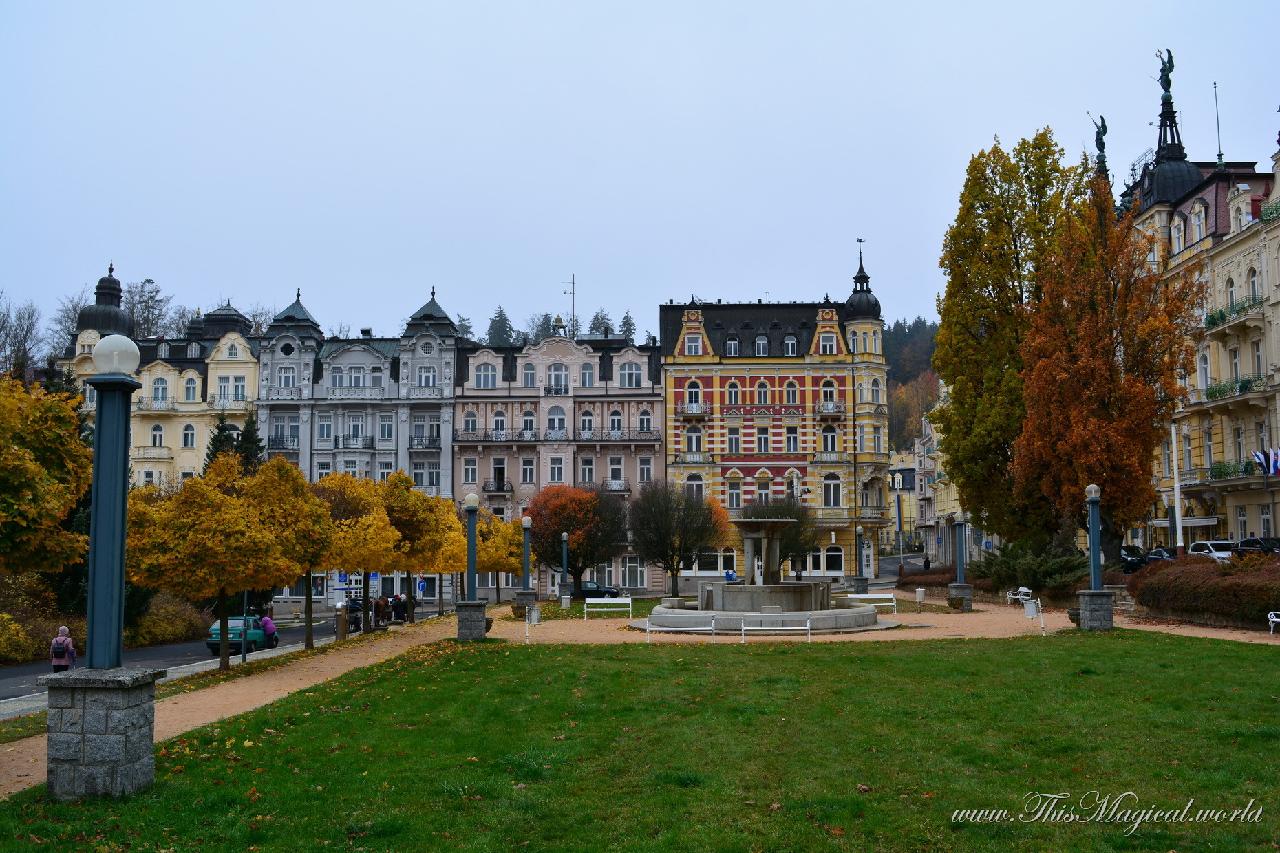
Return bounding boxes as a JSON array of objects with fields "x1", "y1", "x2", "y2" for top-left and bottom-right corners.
[{"x1": 50, "y1": 635, "x2": 76, "y2": 666}]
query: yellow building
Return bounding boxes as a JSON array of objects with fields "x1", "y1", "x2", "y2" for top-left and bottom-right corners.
[
  {"x1": 61, "y1": 267, "x2": 261, "y2": 486},
  {"x1": 659, "y1": 260, "x2": 890, "y2": 589}
]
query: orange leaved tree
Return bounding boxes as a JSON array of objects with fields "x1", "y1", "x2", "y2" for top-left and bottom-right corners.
[
  {"x1": 1013, "y1": 174, "x2": 1202, "y2": 560},
  {"x1": 527, "y1": 485, "x2": 627, "y2": 597}
]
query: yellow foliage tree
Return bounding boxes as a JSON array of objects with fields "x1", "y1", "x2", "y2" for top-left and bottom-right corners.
[
  {"x1": 312, "y1": 473, "x2": 400, "y2": 629},
  {"x1": 127, "y1": 474, "x2": 293, "y2": 670},
  {"x1": 243, "y1": 457, "x2": 334, "y2": 648},
  {"x1": 476, "y1": 511, "x2": 523, "y2": 601},
  {"x1": 431, "y1": 510, "x2": 467, "y2": 613},
  {"x1": 379, "y1": 472, "x2": 460, "y2": 621}
]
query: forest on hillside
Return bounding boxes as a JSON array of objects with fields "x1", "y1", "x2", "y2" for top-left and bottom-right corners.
[{"x1": 883, "y1": 316, "x2": 939, "y2": 451}]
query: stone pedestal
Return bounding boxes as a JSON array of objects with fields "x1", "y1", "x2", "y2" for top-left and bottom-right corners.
[
  {"x1": 38, "y1": 667, "x2": 166, "y2": 801},
  {"x1": 1077, "y1": 589, "x2": 1115, "y2": 631},
  {"x1": 947, "y1": 583, "x2": 973, "y2": 613},
  {"x1": 511, "y1": 590, "x2": 536, "y2": 619},
  {"x1": 849, "y1": 576, "x2": 870, "y2": 594},
  {"x1": 456, "y1": 601, "x2": 489, "y2": 641}
]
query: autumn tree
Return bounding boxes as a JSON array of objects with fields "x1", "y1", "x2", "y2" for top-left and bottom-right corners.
[
  {"x1": 527, "y1": 485, "x2": 626, "y2": 597},
  {"x1": 312, "y1": 473, "x2": 400, "y2": 630},
  {"x1": 629, "y1": 481, "x2": 731, "y2": 595},
  {"x1": 1014, "y1": 174, "x2": 1202, "y2": 561},
  {"x1": 932, "y1": 129, "x2": 1088, "y2": 546},
  {"x1": 128, "y1": 458, "x2": 294, "y2": 670},
  {"x1": 379, "y1": 471, "x2": 458, "y2": 622},
  {"x1": 889, "y1": 370, "x2": 940, "y2": 450},
  {"x1": 243, "y1": 457, "x2": 333, "y2": 648},
  {"x1": 0, "y1": 377, "x2": 93, "y2": 577},
  {"x1": 476, "y1": 511, "x2": 523, "y2": 601}
]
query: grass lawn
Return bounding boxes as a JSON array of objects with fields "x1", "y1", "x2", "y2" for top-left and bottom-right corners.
[{"x1": 2, "y1": 631, "x2": 1277, "y2": 851}]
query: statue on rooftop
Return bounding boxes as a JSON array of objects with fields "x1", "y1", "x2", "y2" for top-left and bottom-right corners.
[{"x1": 1157, "y1": 49, "x2": 1174, "y2": 97}]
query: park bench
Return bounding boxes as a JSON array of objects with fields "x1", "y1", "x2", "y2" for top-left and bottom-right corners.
[
  {"x1": 1269, "y1": 611, "x2": 1279, "y2": 634},
  {"x1": 644, "y1": 614, "x2": 719, "y2": 643},
  {"x1": 740, "y1": 613, "x2": 811, "y2": 644},
  {"x1": 1006, "y1": 587, "x2": 1034, "y2": 605},
  {"x1": 583, "y1": 596, "x2": 632, "y2": 619},
  {"x1": 841, "y1": 593, "x2": 898, "y2": 613}
]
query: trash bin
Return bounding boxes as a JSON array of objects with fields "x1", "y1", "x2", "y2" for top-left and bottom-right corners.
[
  {"x1": 1023, "y1": 598, "x2": 1039, "y2": 619},
  {"x1": 560, "y1": 594, "x2": 571, "y2": 610},
  {"x1": 915, "y1": 588, "x2": 926, "y2": 612},
  {"x1": 527, "y1": 604, "x2": 541, "y2": 626}
]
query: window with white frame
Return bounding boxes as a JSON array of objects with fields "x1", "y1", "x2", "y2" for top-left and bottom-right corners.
[
  {"x1": 344, "y1": 460, "x2": 358, "y2": 475},
  {"x1": 580, "y1": 409, "x2": 594, "y2": 434},
  {"x1": 638, "y1": 457, "x2": 652, "y2": 482},
  {"x1": 370, "y1": 367, "x2": 383, "y2": 387},
  {"x1": 182, "y1": 424, "x2": 195, "y2": 448},
  {"x1": 755, "y1": 381, "x2": 769, "y2": 405},
  {"x1": 188, "y1": 342, "x2": 201, "y2": 358},
  {"x1": 349, "y1": 414, "x2": 365, "y2": 439},
  {"x1": 547, "y1": 406, "x2": 566, "y2": 433},
  {"x1": 619, "y1": 363, "x2": 642, "y2": 388},
  {"x1": 493, "y1": 410, "x2": 507, "y2": 434},
  {"x1": 522, "y1": 364, "x2": 536, "y2": 387},
  {"x1": 151, "y1": 424, "x2": 164, "y2": 447},
  {"x1": 522, "y1": 458, "x2": 534, "y2": 484},
  {"x1": 378, "y1": 461, "x2": 394, "y2": 482},
  {"x1": 783, "y1": 336, "x2": 797, "y2": 356},
  {"x1": 756, "y1": 426, "x2": 770, "y2": 453},
  {"x1": 686, "y1": 381, "x2": 701, "y2": 405},
  {"x1": 819, "y1": 333, "x2": 837, "y2": 355},
  {"x1": 463, "y1": 411, "x2": 477, "y2": 433},
  {"x1": 463, "y1": 458, "x2": 477, "y2": 483},
  {"x1": 427, "y1": 461, "x2": 440, "y2": 487},
  {"x1": 277, "y1": 366, "x2": 295, "y2": 388},
  {"x1": 318, "y1": 414, "x2": 332, "y2": 441},
  {"x1": 609, "y1": 410, "x2": 622, "y2": 433},
  {"x1": 725, "y1": 337, "x2": 739, "y2": 356},
  {"x1": 622, "y1": 555, "x2": 645, "y2": 588},
  {"x1": 754, "y1": 335, "x2": 768, "y2": 356},
  {"x1": 233, "y1": 376, "x2": 246, "y2": 400},
  {"x1": 823, "y1": 474, "x2": 841, "y2": 507},
  {"x1": 475, "y1": 363, "x2": 497, "y2": 389},
  {"x1": 412, "y1": 415, "x2": 426, "y2": 438},
  {"x1": 580, "y1": 457, "x2": 594, "y2": 483},
  {"x1": 548, "y1": 363, "x2": 568, "y2": 391},
  {"x1": 522, "y1": 410, "x2": 536, "y2": 434},
  {"x1": 821, "y1": 380, "x2": 836, "y2": 402},
  {"x1": 580, "y1": 363, "x2": 594, "y2": 387},
  {"x1": 227, "y1": 344, "x2": 239, "y2": 359},
  {"x1": 348, "y1": 366, "x2": 365, "y2": 388},
  {"x1": 317, "y1": 461, "x2": 332, "y2": 478},
  {"x1": 549, "y1": 456, "x2": 564, "y2": 483},
  {"x1": 152, "y1": 378, "x2": 168, "y2": 401},
  {"x1": 727, "y1": 427, "x2": 740, "y2": 454},
  {"x1": 417, "y1": 365, "x2": 436, "y2": 387},
  {"x1": 822, "y1": 426, "x2": 837, "y2": 452},
  {"x1": 412, "y1": 462, "x2": 425, "y2": 486},
  {"x1": 685, "y1": 475, "x2": 704, "y2": 500},
  {"x1": 871, "y1": 378, "x2": 881, "y2": 403},
  {"x1": 686, "y1": 426, "x2": 703, "y2": 452},
  {"x1": 785, "y1": 381, "x2": 798, "y2": 405},
  {"x1": 785, "y1": 426, "x2": 798, "y2": 453},
  {"x1": 639, "y1": 410, "x2": 652, "y2": 432},
  {"x1": 684, "y1": 335, "x2": 702, "y2": 356},
  {"x1": 157, "y1": 343, "x2": 169, "y2": 359},
  {"x1": 726, "y1": 382, "x2": 739, "y2": 405},
  {"x1": 727, "y1": 480, "x2": 741, "y2": 509},
  {"x1": 379, "y1": 413, "x2": 393, "y2": 441},
  {"x1": 330, "y1": 367, "x2": 343, "y2": 387},
  {"x1": 608, "y1": 456, "x2": 623, "y2": 481},
  {"x1": 184, "y1": 378, "x2": 197, "y2": 401}
]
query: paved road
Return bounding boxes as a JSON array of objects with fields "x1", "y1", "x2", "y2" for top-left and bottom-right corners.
[{"x1": 0, "y1": 619, "x2": 337, "y2": 702}]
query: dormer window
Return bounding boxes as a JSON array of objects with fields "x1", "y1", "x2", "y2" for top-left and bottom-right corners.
[
  {"x1": 725, "y1": 337, "x2": 739, "y2": 356},
  {"x1": 157, "y1": 343, "x2": 169, "y2": 359},
  {"x1": 227, "y1": 344, "x2": 239, "y2": 359},
  {"x1": 475, "y1": 363, "x2": 497, "y2": 389},
  {"x1": 1172, "y1": 221, "x2": 1184, "y2": 255},
  {"x1": 754, "y1": 336, "x2": 768, "y2": 356},
  {"x1": 684, "y1": 334, "x2": 702, "y2": 356},
  {"x1": 1192, "y1": 208, "x2": 1205, "y2": 243},
  {"x1": 188, "y1": 343, "x2": 201, "y2": 358},
  {"x1": 819, "y1": 333, "x2": 836, "y2": 355},
  {"x1": 783, "y1": 335, "x2": 797, "y2": 356},
  {"x1": 330, "y1": 366, "x2": 344, "y2": 387}
]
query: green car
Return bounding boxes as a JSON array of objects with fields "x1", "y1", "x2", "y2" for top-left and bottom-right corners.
[{"x1": 206, "y1": 617, "x2": 268, "y2": 656}]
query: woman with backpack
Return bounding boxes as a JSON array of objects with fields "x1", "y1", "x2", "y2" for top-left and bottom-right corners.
[{"x1": 50, "y1": 626, "x2": 76, "y2": 672}]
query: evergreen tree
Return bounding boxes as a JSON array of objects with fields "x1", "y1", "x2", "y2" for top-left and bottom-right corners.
[
  {"x1": 236, "y1": 412, "x2": 265, "y2": 473},
  {"x1": 587, "y1": 309, "x2": 612, "y2": 335},
  {"x1": 619, "y1": 311, "x2": 637, "y2": 343},
  {"x1": 525, "y1": 313, "x2": 555, "y2": 344},
  {"x1": 484, "y1": 306, "x2": 516, "y2": 347},
  {"x1": 205, "y1": 413, "x2": 239, "y2": 471},
  {"x1": 455, "y1": 315, "x2": 474, "y2": 340}
]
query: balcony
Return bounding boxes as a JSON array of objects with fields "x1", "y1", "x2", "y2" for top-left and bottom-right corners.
[
  {"x1": 482, "y1": 479, "x2": 513, "y2": 493},
  {"x1": 208, "y1": 395, "x2": 249, "y2": 411},
  {"x1": 673, "y1": 451, "x2": 713, "y2": 464},
  {"x1": 813, "y1": 400, "x2": 845, "y2": 417},
  {"x1": 676, "y1": 402, "x2": 707, "y2": 417},
  {"x1": 408, "y1": 436, "x2": 442, "y2": 450},
  {"x1": 543, "y1": 385, "x2": 571, "y2": 397},
  {"x1": 134, "y1": 398, "x2": 175, "y2": 411},
  {"x1": 265, "y1": 386, "x2": 301, "y2": 401},
  {"x1": 1204, "y1": 295, "x2": 1265, "y2": 338},
  {"x1": 267, "y1": 436, "x2": 299, "y2": 451},
  {"x1": 812, "y1": 451, "x2": 851, "y2": 464},
  {"x1": 134, "y1": 445, "x2": 173, "y2": 460},
  {"x1": 338, "y1": 435, "x2": 374, "y2": 449},
  {"x1": 575, "y1": 429, "x2": 661, "y2": 443},
  {"x1": 405, "y1": 385, "x2": 443, "y2": 399},
  {"x1": 325, "y1": 386, "x2": 389, "y2": 400},
  {"x1": 1203, "y1": 374, "x2": 1268, "y2": 409},
  {"x1": 543, "y1": 429, "x2": 570, "y2": 442},
  {"x1": 1262, "y1": 198, "x2": 1280, "y2": 223},
  {"x1": 602, "y1": 478, "x2": 630, "y2": 492},
  {"x1": 1210, "y1": 460, "x2": 1260, "y2": 481}
]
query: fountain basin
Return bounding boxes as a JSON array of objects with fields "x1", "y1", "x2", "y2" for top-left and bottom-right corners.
[{"x1": 643, "y1": 603, "x2": 879, "y2": 633}]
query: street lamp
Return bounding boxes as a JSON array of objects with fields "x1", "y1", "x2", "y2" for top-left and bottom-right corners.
[
  {"x1": 464, "y1": 492, "x2": 479, "y2": 602},
  {"x1": 560, "y1": 531, "x2": 570, "y2": 608},
  {"x1": 521, "y1": 515, "x2": 532, "y2": 591},
  {"x1": 86, "y1": 334, "x2": 141, "y2": 669},
  {"x1": 1086, "y1": 483, "x2": 1102, "y2": 590}
]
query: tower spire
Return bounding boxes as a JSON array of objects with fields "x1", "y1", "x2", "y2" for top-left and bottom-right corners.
[
  {"x1": 853, "y1": 238, "x2": 870, "y2": 289},
  {"x1": 1154, "y1": 49, "x2": 1187, "y2": 164}
]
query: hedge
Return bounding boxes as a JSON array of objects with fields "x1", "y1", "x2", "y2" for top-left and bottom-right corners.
[{"x1": 1129, "y1": 556, "x2": 1280, "y2": 627}]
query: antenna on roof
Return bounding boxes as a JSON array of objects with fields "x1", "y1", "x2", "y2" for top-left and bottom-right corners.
[
  {"x1": 562, "y1": 274, "x2": 576, "y2": 337},
  {"x1": 1214, "y1": 81, "x2": 1225, "y2": 170}
]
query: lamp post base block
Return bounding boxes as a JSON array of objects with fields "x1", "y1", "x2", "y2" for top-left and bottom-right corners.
[
  {"x1": 512, "y1": 590, "x2": 536, "y2": 619},
  {"x1": 1077, "y1": 590, "x2": 1115, "y2": 631},
  {"x1": 37, "y1": 667, "x2": 166, "y2": 801},
  {"x1": 848, "y1": 576, "x2": 870, "y2": 594},
  {"x1": 947, "y1": 583, "x2": 973, "y2": 613},
  {"x1": 456, "y1": 601, "x2": 490, "y2": 641}
]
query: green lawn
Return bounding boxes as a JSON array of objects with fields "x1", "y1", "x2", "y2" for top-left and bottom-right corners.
[{"x1": 2, "y1": 631, "x2": 1277, "y2": 851}]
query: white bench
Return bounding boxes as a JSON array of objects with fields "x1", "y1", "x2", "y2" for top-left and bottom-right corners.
[
  {"x1": 841, "y1": 593, "x2": 898, "y2": 614},
  {"x1": 740, "y1": 613, "x2": 811, "y2": 644},
  {"x1": 1006, "y1": 587, "x2": 1034, "y2": 605},
  {"x1": 583, "y1": 596, "x2": 632, "y2": 619},
  {"x1": 645, "y1": 615, "x2": 719, "y2": 643},
  {"x1": 1269, "y1": 611, "x2": 1279, "y2": 634}
]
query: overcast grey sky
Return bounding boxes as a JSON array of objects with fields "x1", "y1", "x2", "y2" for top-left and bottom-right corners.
[{"x1": 2, "y1": 2, "x2": 1275, "y2": 342}]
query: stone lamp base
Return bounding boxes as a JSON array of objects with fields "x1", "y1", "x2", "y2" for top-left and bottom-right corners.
[{"x1": 947, "y1": 583, "x2": 973, "y2": 612}]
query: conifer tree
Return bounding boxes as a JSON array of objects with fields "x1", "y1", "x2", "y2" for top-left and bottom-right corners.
[
  {"x1": 587, "y1": 309, "x2": 612, "y2": 335},
  {"x1": 236, "y1": 412, "x2": 265, "y2": 473},
  {"x1": 619, "y1": 311, "x2": 637, "y2": 343},
  {"x1": 204, "y1": 413, "x2": 238, "y2": 471},
  {"x1": 484, "y1": 306, "x2": 516, "y2": 347}
]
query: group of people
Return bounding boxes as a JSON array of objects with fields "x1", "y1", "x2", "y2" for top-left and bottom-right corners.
[{"x1": 371, "y1": 594, "x2": 412, "y2": 626}]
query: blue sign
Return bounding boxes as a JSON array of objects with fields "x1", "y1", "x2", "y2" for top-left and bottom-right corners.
[
  {"x1": 936, "y1": 535, "x2": 942, "y2": 545},
  {"x1": 370, "y1": 572, "x2": 380, "y2": 582},
  {"x1": 417, "y1": 580, "x2": 427, "y2": 593},
  {"x1": 338, "y1": 572, "x2": 348, "y2": 583},
  {"x1": 984, "y1": 540, "x2": 993, "y2": 551}
]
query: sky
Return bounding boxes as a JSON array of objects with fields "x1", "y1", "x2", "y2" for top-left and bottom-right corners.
[{"x1": 2, "y1": 1, "x2": 1276, "y2": 344}]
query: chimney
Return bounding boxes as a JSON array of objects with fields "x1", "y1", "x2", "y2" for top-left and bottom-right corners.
[{"x1": 360, "y1": 328, "x2": 373, "y2": 338}]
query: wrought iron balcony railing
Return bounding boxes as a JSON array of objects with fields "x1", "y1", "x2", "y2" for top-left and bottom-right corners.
[
  {"x1": 267, "y1": 436, "x2": 299, "y2": 450},
  {"x1": 1209, "y1": 460, "x2": 1259, "y2": 480},
  {"x1": 1204, "y1": 374, "x2": 1266, "y2": 400},
  {"x1": 408, "y1": 436, "x2": 442, "y2": 449},
  {"x1": 339, "y1": 435, "x2": 374, "y2": 449},
  {"x1": 1204, "y1": 295, "x2": 1265, "y2": 330}
]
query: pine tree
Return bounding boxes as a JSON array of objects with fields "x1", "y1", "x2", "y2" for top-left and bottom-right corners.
[
  {"x1": 455, "y1": 315, "x2": 474, "y2": 340},
  {"x1": 619, "y1": 311, "x2": 637, "y2": 343},
  {"x1": 205, "y1": 413, "x2": 239, "y2": 471},
  {"x1": 236, "y1": 412, "x2": 265, "y2": 473},
  {"x1": 484, "y1": 307, "x2": 516, "y2": 347},
  {"x1": 587, "y1": 309, "x2": 612, "y2": 335},
  {"x1": 525, "y1": 313, "x2": 554, "y2": 344}
]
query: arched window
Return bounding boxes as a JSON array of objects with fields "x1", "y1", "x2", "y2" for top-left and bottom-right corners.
[
  {"x1": 821, "y1": 379, "x2": 836, "y2": 402},
  {"x1": 686, "y1": 426, "x2": 703, "y2": 452},
  {"x1": 783, "y1": 335, "x2": 797, "y2": 356},
  {"x1": 522, "y1": 410, "x2": 536, "y2": 433},
  {"x1": 151, "y1": 378, "x2": 168, "y2": 401},
  {"x1": 493, "y1": 410, "x2": 507, "y2": 433},
  {"x1": 822, "y1": 426, "x2": 838, "y2": 452},
  {"x1": 417, "y1": 365, "x2": 437, "y2": 387},
  {"x1": 755, "y1": 381, "x2": 769, "y2": 405},
  {"x1": 463, "y1": 411, "x2": 478, "y2": 433},
  {"x1": 824, "y1": 546, "x2": 843, "y2": 574},
  {"x1": 686, "y1": 381, "x2": 701, "y2": 405},
  {"x1": 1227, "y1": 278, "x2": 1236, "y2": 306},
  {"x1": 685, "y1": 474, "x2": 704, "y2": 500},
  {"x1": 547, "y1": 405, "x2": 566, "y2": 433},
  {"x1": 619, "y1": 362, "x2": 642, "y2": 388},
  {"x1": 227, "y1": 344, "x2": 239, "y2": 359},
  {"x1": 522, "y1": 364, "x2": 536, "y2": 388},
  {"x1": 872, "y1": 332, "x2": 880, "y2": 354},
  {"x1": 1249, "y1": 268, "x2": 1259, "y2": 299},
  {"x1": 182, "y1": 424, "x2": 195, "y2": 448},
  {"x1": 475, "y1": 363, "x2": 497, "y2": 389},
  {"x1": 157, "y1": 342, "x2": 169, "y2": 359},
  {"x1": 861, "y1": 332, "x2": 868, "y2": 353},
  {"x1": 1198, "y1": 353, "x2": 1209, "y2": 390},
  {"x1": 580, "y1": 409, "x2": 594, "y2": 434},
  {"x1": 850, "y1": 333, "x2": 858, "y2": 354},
  {"x1": 725, "y1": 337, "x2": 739, "y2": 356},
  {"x1": 871, "y1": 378, "x2": 881, "y2": 403},
  {"x1": 548, "y1": 363, "x2": 568, "y2": 391},
  {"x1": 609, "y1": 410, "x2": 623, "y2": 433},
  {"x1": 580, "y1": 363, "x2": 594, "y2": 388},
  {"x1": 726, "y1": 382, "x2": 740, "y2": 405},
  {"x1": 785, "y1": 381, "x2": 798, "y2": 405},
  {"x1": 1233, "y1": 206, "x2": 1243, "y2": 232},
  {"x1": 151, "y1": 424, "x2": 164, "y2": 447},
  {"x1": 823, "y1": 473, "x2": 841, "y2": 507},
  {"x1": 330, "y1": 366, "x2": 344, "y2": 388},
  {"x1": 639, "y1": 409, "x2": 652, "y2": 433},
  {"x1": 754, "y1": 335, "x2": 769, "y2": 357},
  {"x1": 184, "y1": 377, "x2": 198, "y2": 401}
]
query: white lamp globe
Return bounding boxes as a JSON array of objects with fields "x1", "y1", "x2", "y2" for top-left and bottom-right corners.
[
  {"x1": 463, "y1": 492, "x2": 480, "y2": 509},
  {"x1": 522, "y1": 515, "x2": 532, "y2": 529},
  {"x1": 92, "y1": 335, "x2": 140, "y2": 375},
  {"x1": 1086, "y1": 483, "x2": 1101, "y2": 500}
]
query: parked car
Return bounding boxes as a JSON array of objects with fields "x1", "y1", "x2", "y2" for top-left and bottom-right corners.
[
  {"x1": 1187, "y1": 541, "x2": 1235, "y2": 563},
  {"x1": 207, "y1": 617, "x2": 269, "y2": 656},
  {"x1": 1232, "y1": 537, "x2": 1280, "y2": 558},
  {"x1": 577, "y1": 580, "x2": 621, "y2": 598},
  {"x1": 1120, "y1": 545, "x2": 1147, "y2": 573},
  {"x1": 1145, "y1": 546, "x2": 1175, "y2": 562}
]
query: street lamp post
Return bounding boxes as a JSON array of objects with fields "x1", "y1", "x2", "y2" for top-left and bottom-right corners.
[
  {"x1": 40, "y1": 331, "x2": 167, "y2": 800},
  {"x1": 947, "y1": 515, "x2": 973, "y2": 612},
  {"x1": 521, "y1": 515, "x2": 532, "y2": 590},
  {"x1": 1078, "y1": 483, "x2": 1114, "y2": 631},
  {"x1": 456, "y1": 493, "x2": 487, "y2": 641},
  {"x1": 560, "y1": 531, "x2": 571, "y2": 609},
  {"x1": 464, "y1": 493, "x2": 479, "y2": 602},
  {"x1": 850, "y1": 525, "x2": 868, "y2": 594}
]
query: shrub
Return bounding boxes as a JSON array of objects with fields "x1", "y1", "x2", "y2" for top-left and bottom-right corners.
[
  {"x1": 1130, "y1": 556, "x2": 1280, "y2": 627},
  {"x1": 0, "y1": 614, "x2": 39, "y2": 664},
  {"x1": 968, "y1": 541, "x2": 1088, "y2": 595},
  {"x1": 125, "y1": 592, "x2": 212, "y2": 647}
]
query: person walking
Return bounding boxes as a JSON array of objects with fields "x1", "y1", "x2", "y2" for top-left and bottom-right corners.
[
  {"x1": 922, "y1": 554, "x2": 931, "y2": 574},
  {"x1": 260, "y1": 613, "x2": 278, "y2": 648},
  {"x1": 50, "y1": 626, "x2": 76, "y2": 672}
]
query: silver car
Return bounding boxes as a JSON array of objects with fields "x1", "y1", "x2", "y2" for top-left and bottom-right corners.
[{"x1": 1187, "y1": 540, "x2": 1235, "y2": 563}]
